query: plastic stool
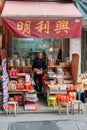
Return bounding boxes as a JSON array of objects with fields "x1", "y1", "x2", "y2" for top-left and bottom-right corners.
[
  {"x1": 70, "y1": 100, "x2": 83, "y2": 115},
  {"x1": 48, "y1": 96, "x2": 57, "y2": 107},
  {"x1": 6, "y1": 101, "x2": 18, "y2": 116}
]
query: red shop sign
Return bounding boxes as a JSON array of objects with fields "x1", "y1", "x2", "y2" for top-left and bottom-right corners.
[{"x1": 2, "y1": 18, "x2": 82, "y2": 38}]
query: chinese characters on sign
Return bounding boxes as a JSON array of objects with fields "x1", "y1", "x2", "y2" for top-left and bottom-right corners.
[
  {"x1": 54, "y1": 20, "x2": 70, "y2": 34},
  {"x1": 17, "y1": 20, "x2": 31, "y2": 34},
  {"x1": 35, "y1": 21, "x2": 49, "y2": 34},
  {"x1": 17, "y1": 20, "x2": 70, "y2": 35},
  {"x1": 3, "y1": 18, "x2": 82, "y2": 38}
]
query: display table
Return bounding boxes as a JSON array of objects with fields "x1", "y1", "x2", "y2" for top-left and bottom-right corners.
[
  {"x1": 43, "y1": 81, "x2": 76, "y2": 102},
  {"x1": 9, "y1": 90, "x2": 24, "y2": 95},
  {"x1": 8, "y1": 89, "x2": 36, "y2": 106},
  {"x1": 9, "y1": 90, "x2": 25, "y2": 106},
  {"x1": 43, "y1": 84, "x2": 67, "y2": 101},
  {"x1": 46, "y1": 89, "x2": 67, "y2": 101}
]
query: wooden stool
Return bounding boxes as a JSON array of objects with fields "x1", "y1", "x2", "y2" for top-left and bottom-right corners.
[
  {"x1": 48, "y1": 96, "x2": 57, "y2": 107},
  {"x1": 70, "y1": 100, "x2": 83, "y2": 115},
  {"x1": 58, "y1": 102, "x2": 69, "y2": 115},
  {"x1": 6, "y1": 101, "x2": 18, "y2": 116}
]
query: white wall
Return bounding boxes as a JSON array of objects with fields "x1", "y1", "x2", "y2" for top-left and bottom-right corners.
[{"x1": 70, "y1": 38, "x2": 81, "y2": 74}]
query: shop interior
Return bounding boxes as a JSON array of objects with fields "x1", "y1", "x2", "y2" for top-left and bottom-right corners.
[
  {"x1": 7, "y1": 37, "x2": 74, "y2": 112},
  {"x1": 0, "y1": 37, "x2": 84, "y2": 114},
  {"x1": 8, "y1": 38, "x2": 70, "y2": 65}
]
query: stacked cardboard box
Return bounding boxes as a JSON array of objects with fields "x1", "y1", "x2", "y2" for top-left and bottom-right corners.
[{"x1": 24, "y1": 89, "x2": 38, "y2": 111}]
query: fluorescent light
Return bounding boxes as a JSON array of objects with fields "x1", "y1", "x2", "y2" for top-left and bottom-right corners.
[{"x1": 49, "y1": 47, "x2": 53, "y2": 52}]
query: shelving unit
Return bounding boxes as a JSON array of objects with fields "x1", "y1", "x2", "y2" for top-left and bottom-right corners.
[
  {"x1": 16, "y1": 66, "x2": 32, "y2": 74},
  {"x1": 45, "y1": 55, "x2": 79, "y2": 102},
  {"x1": 8, "y1": 90, "x2": 24, "y2": 106},
  {"x1": 8, "y1": 68, "x2": 31, "y2": 106},
  {"x1": 47, "y1": 65, "x2": 59, "y2": 73},
  {"x1": 9, "y1": 66, "x2": 32, "y2": 74},
  {"x1": 47, "y1": 65, "x2": 71, "y2": 75}
]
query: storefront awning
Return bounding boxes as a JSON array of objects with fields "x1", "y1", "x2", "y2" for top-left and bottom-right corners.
[
  {"x1": 1, "y1": 1, "x2": 82, "y2": 38},
  {"x1": 75, "y1": 0, "x2": 87, "y2": 20}
]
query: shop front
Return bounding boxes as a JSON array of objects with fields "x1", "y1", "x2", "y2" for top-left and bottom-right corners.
[
  {"x1": 1, "y1": 1, "x2": 82, "y2": 69},
  {"x1": 0, "y1": 1, "x2": 83, "y2": 112}
]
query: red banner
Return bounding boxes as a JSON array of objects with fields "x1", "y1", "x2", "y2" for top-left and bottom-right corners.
[{"x1": 2, "y1": 18, "x2": 82, "y2": 38}]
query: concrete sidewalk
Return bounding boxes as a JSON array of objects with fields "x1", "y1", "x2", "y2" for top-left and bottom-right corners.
[
  {"x1": 8, "y1": 120, "x2": 87, "y2": 130},
  {"x1": 0, "y1": 101, "x2": 87, "y2": 130},
  {"x1": 0, "y1": 110, "x2": 87, "y2": 130}
]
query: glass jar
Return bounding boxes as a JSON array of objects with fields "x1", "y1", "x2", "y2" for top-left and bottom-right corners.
[
  {"x1": 57, "y1": 66, "x2": 63, "y2": 74},
  {"x1": 25, "y1": 58, "x2": 30, "y2": 66},
  {"x1": 21, "y1": 59, "x2": 25, "y2": 66},
  {"x1": 48, "y1": 55, "x2": 54, "y2": 66},
  {"x1": 14, "y1": 59, "x2": 20, "y2": 67},
  {"x1": 57, "y1": 73, "x2": 64, "y2": 84},
  {"x1": 9, "y1": 59, "x2": 14, "y2": 67}
]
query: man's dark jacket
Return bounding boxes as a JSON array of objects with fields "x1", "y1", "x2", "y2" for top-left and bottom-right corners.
[{"x1": 32, "y1": 57, "x2": 47, "y2": 71}]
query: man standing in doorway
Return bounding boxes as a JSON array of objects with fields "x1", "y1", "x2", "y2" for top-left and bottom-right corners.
[{"x1": 32, "y1": 52, "x2": 47, "y2": 92}]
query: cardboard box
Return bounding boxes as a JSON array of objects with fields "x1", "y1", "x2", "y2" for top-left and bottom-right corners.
[{"x1": 59, "y1": 62, "x2": 66, "y2": 67}]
